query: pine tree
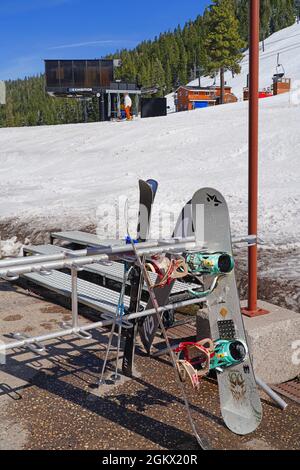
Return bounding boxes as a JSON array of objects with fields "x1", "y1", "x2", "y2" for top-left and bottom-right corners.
[
  {"x1": 151, "y1": 58, "x2": 166, "y2": 96},
  {"x1": 203, "y1": 0, "x2": 246, "y2": 103}
]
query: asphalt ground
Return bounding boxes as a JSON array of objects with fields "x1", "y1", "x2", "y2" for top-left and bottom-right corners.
[{"x1": 0, "y1": 280, "x2": 299, "y2": 451}]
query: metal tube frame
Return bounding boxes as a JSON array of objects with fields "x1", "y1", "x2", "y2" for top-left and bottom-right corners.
[
  {"x1": 0, "y1": 296, "x2": 206, "y2": 354},
  {"x1": 0, "y1": 233, "x2": 261, "y2": 361},
  {"x1": 0, "y1": 234, "x2": 283, "y2": 411},
  {"x1": 0, "y1": 234, "x2": 257, "y2": 275}
]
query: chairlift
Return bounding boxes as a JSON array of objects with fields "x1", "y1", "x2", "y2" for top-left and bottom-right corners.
[{"x1": 273, "y1": 53, "x2": 285, "y2": 82}]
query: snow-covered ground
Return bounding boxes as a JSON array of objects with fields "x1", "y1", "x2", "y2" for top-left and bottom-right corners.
[
  {"x1": 1, "y1": 87, "x2": 299, "y2": 249},
  {"x1": 168, "y1": 20, "x2": 300, "y2": 107},
  {"x1": 0, "y1": 23, "x2": 299, "y2": 258}
]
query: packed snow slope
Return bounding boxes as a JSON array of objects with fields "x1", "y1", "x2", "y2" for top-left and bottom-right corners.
[
  {"x1": 194, "y1": 21, "x2": 300, "y2": 98},
  {"x1": 167, "y1": 21, "x2": 300, "y2": 111},
  {"x1": 0, "y1": 89, "x2": 299, "y2": 249}
]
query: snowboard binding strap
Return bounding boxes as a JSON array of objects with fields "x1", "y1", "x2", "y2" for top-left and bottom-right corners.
[
  {"x1": 145, "y1": 254, "x2": 188, "y2": 288},
  {"x1": 184, "y1": 252, "x2": 234, "y2": 298},
  {"x1": 175, "y1": 338, "x2": 248, "y2": 386},
  {"x1": 175, "y1": 339, "x2": 214, "y2": 388},
  {"x1": 210, "y1": 339, "x2": 248, "y2": 373}
]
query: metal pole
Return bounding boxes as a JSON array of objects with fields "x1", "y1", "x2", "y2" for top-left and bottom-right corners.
[
  {"x1": 0, "y1": 234, "x2": 256, "y2": 277},
  {"x1": 99, "y1": 91, "x2": 105, "y2": 122},
  {"x1": 71, "y1": 267, "x2": 78, "y2": 328},
  {"x1": 242, "y1": 0, "x2": 268, "y2": 317},
  {"x1": 256, "y1": 376, "x2": 288, "y2": 410},
  {"x1": 0, "y1": 240, "x2": 201, "y2": 278},
  {"x1": 220, "y1": 67, "x2": 225, "y2": 104}
]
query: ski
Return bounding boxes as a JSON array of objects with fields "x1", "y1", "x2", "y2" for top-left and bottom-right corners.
[
  {"x1": 191, "y1": 188, "x2": 262, "y2": 435},
  {"x1": 127, "y1": 232, "x2": 210, "y2": 449},
  {"x1": 122, "y1": 179, "x2": 158, "y2": 376}
]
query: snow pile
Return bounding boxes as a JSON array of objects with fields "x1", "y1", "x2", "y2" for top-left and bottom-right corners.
[{"x1": 0, "y1": 237, "x2": 23, "y2": 257}]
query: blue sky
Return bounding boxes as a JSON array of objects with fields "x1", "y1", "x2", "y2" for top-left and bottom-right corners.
[{"x1": 0, "y1": 0, "x2": 210, "y2": 80}]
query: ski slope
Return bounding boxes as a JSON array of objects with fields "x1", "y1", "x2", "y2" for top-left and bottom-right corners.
[
  {"x1": 0, "y1": 24, "x2": 299, "y2": 256},
  {"x1": 167, "y1": 21, "x2": 300, "y2": 109}
]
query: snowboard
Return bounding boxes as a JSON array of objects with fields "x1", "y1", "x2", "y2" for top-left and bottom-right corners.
[
  {"x1": 138, "y1": 199, "x2": 194, "y2": 354},
  {"x1": 122, "y1": 178, "x2": 158, "y2": 376},
  {"x1": 192, "y1": 188, "x2": 262, "y2": 435}
]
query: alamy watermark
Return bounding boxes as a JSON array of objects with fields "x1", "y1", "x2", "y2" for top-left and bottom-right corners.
[
  {"x1": 290, "y1": 80, "x2": 300, "y2": 106},
  {"x1": 95, "y1": 195, "x2": 205, "y2": 242},
  {"x1": 0, "y1": 341, "x2": 6, "y2": 365},
  {"x1": 292, "y1": 340, "x2": 300, "y2": 366},
  {"x1": 0, "y1": 80, "x2": 6, "y2": 106}
]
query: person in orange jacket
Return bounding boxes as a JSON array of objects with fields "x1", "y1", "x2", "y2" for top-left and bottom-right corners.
[{"x1": 124, "y1": 92, "x2": 133, "y2": 120}]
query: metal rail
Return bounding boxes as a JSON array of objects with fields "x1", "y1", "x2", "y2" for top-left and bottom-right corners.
[
  {"x1": 0, "y1": 240, "x2": 202, "y2": 278},
  {"x1": 0, "y1": 296, "x2": 205, "y2": 354},
  {"x1": 0, "y1": 234, "x2": 257, "y2": 277},
  {"x1": 23, "y1": 244, "x2": 200, "y2": 294}
]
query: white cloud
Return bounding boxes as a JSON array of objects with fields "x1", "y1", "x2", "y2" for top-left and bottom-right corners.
[{"x1": 48, "y1": 39, "x2": 132, "y2": 50}]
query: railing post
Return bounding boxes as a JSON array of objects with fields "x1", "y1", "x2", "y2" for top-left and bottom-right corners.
[{"x1": 71, "y1": 267, "x2": 79, "y2": 329}]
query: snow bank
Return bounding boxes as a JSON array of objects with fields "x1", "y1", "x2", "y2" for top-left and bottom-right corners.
[
  {"x1": 0, "y1": 91, "x2": 299, "y2": 249},
  {"x1": 0, "y1": 237, "x2": 23, "y2": 257},
  {"x1": 0, "y1": 24, "x2": 299, "y2": 252}
]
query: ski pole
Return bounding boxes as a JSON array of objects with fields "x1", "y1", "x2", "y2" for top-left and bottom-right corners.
[{"x1": 127, "y1": 235, "x2": 211, "y2": 450}]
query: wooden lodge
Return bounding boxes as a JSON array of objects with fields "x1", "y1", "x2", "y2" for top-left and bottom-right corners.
[{"x1": 176, "y1": 85, "x2": 238, "y2": 112}]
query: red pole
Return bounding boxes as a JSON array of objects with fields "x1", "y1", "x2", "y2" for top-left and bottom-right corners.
[{"x1": 242, "y1": 0, "x2": 268, "y2": 317}]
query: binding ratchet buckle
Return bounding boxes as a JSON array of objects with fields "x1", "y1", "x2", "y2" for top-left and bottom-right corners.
[{"x1": 175, "y1": 338, "x2": 248, "y2": 387}]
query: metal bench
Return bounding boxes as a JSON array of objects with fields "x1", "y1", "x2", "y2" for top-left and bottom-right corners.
[
  {"x1": 50, "y1": 230, "x2": 122, "y2": 248},
  {"x1": 23, "y1": 269, "x2": 145, "y2": 315}
]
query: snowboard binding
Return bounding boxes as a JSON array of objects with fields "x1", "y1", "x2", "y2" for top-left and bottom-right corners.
[
  {"x1": 175, "y1": 339, "x2": 214, "y2": 388},
  {"x1": 185, "y1": 252, "x2": 234, "y2": 276},
  {"x1": 210, "y1": 339, "x2": 248, "y2": 373},
  {"x1": 145, "y1": 254, "x2": 188, "y2": 288},
  {"x1": 175, "y1": 338, "x2": 248, "y2": 387},
  {"x1": 183, "y1": 252, "x2": 234, "y2": 298}
]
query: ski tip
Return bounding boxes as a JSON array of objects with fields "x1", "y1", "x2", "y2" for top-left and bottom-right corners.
[{"x1": 146, "y1": 179, "x2": 159, "y2": 196}]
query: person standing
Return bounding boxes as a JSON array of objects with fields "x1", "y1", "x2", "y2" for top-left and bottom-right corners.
[{"x1": 124, "y1": 92, "x2": 133, "y2": 120}]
